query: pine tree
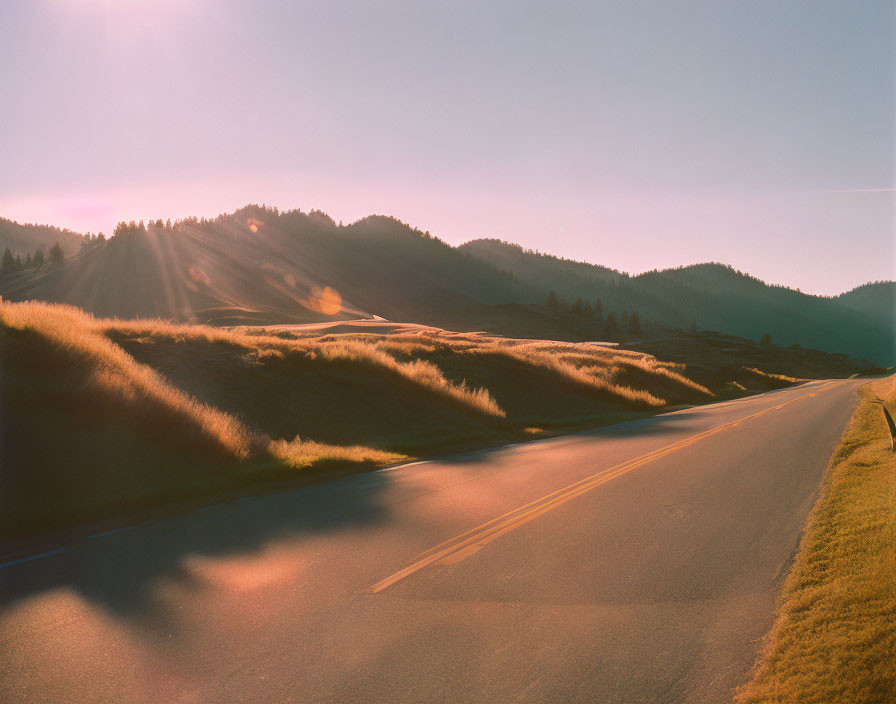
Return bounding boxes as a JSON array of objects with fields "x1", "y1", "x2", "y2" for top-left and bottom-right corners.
[
  {"x1": 24, "y1": 252, "x2": 32, "y2": 268},
  {"x1": 593, "y1": 299, "x2": 603, "y2": 321},
  {"x1": 628, "y1": 311, "x2": 641, "y2": 335},
  {"x1": 32, "y1": 248, "x2": 44, "y2": 268},
  {"x1": 1, "y1": 248, "x2": 14, "y2": 273},
  {"x1": 571, "y1": 297, "x2": 586, "y2": 315},
  {"x1": 760, "y1": 333, "x2": 772, "y2": 347},
  {"x1": 546, "y1": 289, "x2": 559, "y2": 310},
  {"x1": 605, "y1": 312, "x2": 619, "y2": 336},
  {"x1": 48, "y1": 241, "x2": 64, "y2": 265}
]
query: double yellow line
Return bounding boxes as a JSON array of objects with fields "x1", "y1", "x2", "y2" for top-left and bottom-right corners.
[{"x1": 366, "y1": 383, "x2": 835, "y2": 594}]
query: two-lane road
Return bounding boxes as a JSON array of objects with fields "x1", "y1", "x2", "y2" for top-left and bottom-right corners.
[{"x1": 0, "y1": 379, "x2": 863, "y2": 703}]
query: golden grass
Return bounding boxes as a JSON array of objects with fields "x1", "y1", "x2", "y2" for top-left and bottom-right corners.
[
  {"x1": 107, "y1": 319, "x2": 506, "y2": 417},
  {"x1": 744, "y1": 366, "x2": 803, "y2": 385},
  {"x1": 340, "y1": 332, "x2": 713, "y2": 407},
  {"x1": 1, "y1": 301, "x2": 253, "y2": 457},
  {"x1": 269, "y1": 437, "x2": 407, "y2": 469},
  {"x1": 734, "y1": 375, "x2": 896, "y2": 703},
  {"x1": 0, "y1": 301, "x2": 408, "y2": 469},
  {"x1": 315, "y1": 340, "x2": 505, "y2": 417},
  {"x1": 486, "y1": 343, "x2": 667, "y2": 407},
  {"x1": 103, "y1": 317, "x2": 715, "y2": 411}
]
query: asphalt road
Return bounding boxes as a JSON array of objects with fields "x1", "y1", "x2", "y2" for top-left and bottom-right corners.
[{"x1": 0, "y1": 379, "x2": 863, "y2": 703}]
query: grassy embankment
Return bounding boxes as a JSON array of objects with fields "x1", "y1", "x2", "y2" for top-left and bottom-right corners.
[
  {"x1": 0, "y1": 300, "x2": 862, "y2": 541},
  {"x1": 735, "y1": 374, "x2": 896, "y2": 703}
]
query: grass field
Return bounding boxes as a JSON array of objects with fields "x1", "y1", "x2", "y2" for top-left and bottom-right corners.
[
  {"x1": 735, "y1": 374, "x2": 896, "y2": 703},
  {"x1": 0, "y1": 301, "x2": 873, "y2": 541}
]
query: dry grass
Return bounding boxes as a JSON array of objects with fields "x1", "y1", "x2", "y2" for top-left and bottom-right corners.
[
  {"x1": 108, "y1": 320, "x2": 506, "y2": 417},
  {"x1": 0, "y1": 301, "x2": 409, "y2": 469},
  {"x1": 735, "y1": 374, "x2": 896, "y2": 703},
  {"x1": 103, "y1": 318, "x2": 713, "y2": 411},
  {"x1": 301, "y1": 331, "x2": 713, "y2": 408},
  {"x1": 1, "y1": 301, "x2": 254, "y2": 457},
  {"x1": 315, "y1": 340, "x2": 505, "y2": 416},
  {"x1": 744, "y1": 366, "x2": 803, "y2": 385},
  {"x1": 269, "y1": 437, "x2": 406, "y2": 469}
]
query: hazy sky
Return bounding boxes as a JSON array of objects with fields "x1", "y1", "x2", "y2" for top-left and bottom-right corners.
[{"x1": 1, "y1": 0, "x2": 893, "y2": 295}]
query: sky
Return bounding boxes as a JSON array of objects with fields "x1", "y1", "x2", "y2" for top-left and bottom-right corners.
[{"x1": 1, "y1": 0, "x2": 893, "y2": 296}]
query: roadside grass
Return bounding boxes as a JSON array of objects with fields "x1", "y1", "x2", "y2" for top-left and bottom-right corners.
[
  {"x1": 744, "y1": 366, "x2": 802, "y2": 386},
  {"x1": 735, "y1": 374, "x2": 896, "y2": 704}
]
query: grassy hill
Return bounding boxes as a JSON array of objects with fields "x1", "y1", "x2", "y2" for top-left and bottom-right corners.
[
  {"x1": 1, "y1": 206, "x2": 892, "y2": 363},
  {"x1": 1, "y1": 300, "x2": 874, "y2": 541}
]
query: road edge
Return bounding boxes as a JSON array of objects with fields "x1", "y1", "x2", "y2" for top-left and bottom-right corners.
[{"x1": 733, "y1": 375, "x2": 896, "y2": 703}]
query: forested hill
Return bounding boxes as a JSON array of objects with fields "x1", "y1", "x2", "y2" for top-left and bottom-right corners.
[
  {"x1": 0, "y1": 206, "x2": 892, "y2": 363},
  {"x1": 460, "y1": 239, "x2": 894, "y2": 364},
  {"x1": 0, "y1": 217, "x2": 83, "y2": 257}
]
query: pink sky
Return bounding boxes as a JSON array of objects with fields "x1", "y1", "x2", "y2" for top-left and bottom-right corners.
[{"x1": 1, "y1": 1, "x2": 893, "y2": 296}]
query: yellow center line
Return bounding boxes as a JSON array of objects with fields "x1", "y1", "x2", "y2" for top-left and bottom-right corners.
[{"x1": 366, "y1": 382, "x2": 838, "y2": 594}]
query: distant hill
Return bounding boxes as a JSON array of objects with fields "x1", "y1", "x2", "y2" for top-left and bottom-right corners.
[
  {"x1": 834, "y1": 281, "x2": 896, "y2": 332},
  {"x1": 0, "y1": 206, "x2": 892, "y2": 363},
  {"x1": 461, "y1": 239, "x2": 895, "y2": 364},
  {"x1": 0, "y1": 209, "x2": 537, "y2": 325},
  {"x1": 0, "y1": 218, "x2": 83, "y2": 257}
]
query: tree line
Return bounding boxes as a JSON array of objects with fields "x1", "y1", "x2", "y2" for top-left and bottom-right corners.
[
  {"x1": 1, "y1": 242, "x2": 63, "y2": 274},
  {"x1": 545, "y1": 290, "x2": 642, "y2": 336}
]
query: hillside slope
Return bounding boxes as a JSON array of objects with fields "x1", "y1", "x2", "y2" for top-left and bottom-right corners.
[
  {"x1": 834, "y1": 281, "x2": 896, "y2": 332},
  {"x1": 461, "y1": 239, "x2": 895, "y2": 363},
  {"x1": 0, "y1": 209, "x2": 538, "y2": 326},
  {"x1": 0, "y1": 218, "x2": 83, "y2": 256},
  {"x1": 1, "y1": 206, "x2": 892, "y2": 363}
]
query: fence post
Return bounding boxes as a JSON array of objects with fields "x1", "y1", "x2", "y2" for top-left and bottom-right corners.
[{"x1": 881, "y1": 405, "x2": 896, "y2": 451}]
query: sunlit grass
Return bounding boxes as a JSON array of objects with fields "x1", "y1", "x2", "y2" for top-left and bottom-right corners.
[
  {"x1": 744, "y1": 366, "x2": 802, "y2": 385},
  {"x1": 105, "y1": 317, "x2": 713, "y2": 412},
  {"x1": 0, "y1": 301, "x2": 410, "y2": 468},
  {"x1": 315, "y1": 340, "x2": 505, "y2": 417},
  {"x1": 735, "y1": 375, "x2": 896, "y2": 703},
  {"x1": 268, "y1": 437, "x2": 407, "y2": 469},
  {"x1": 1, "y1": 301, "x2": 254, "y2": 457}
]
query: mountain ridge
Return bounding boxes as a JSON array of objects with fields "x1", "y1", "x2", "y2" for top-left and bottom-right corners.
[{"x1": 1, "y1": 206, "x2": 892, "y2": 363}]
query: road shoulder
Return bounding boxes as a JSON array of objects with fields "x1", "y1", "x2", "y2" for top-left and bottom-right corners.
[{"x1": 734, "y1": 375, "x2": 896, "y2": 703}]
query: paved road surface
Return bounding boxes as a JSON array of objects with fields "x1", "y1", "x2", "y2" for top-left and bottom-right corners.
[{"x1": 0, "y1": 380, "x2": 863, "y2": 703}]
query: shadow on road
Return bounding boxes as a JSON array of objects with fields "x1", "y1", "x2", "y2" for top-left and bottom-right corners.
[
  {"x1": 1, "y1": 405, "x2": 715, "y2": 615},
  {"x1": 0, "y1": 467, "x2": 396, "y2": 614}
]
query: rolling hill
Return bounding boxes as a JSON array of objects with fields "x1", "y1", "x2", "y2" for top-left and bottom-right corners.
[{"x1": 0, "y1": 206, "x2": 892, "y2": 363}]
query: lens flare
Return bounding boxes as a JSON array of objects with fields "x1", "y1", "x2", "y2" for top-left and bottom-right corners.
[
  {"x1": 309, "y1": 285, "x2": 342, "y2": 316},
  {"x1": 188, "y1": 266, "x2": 211, "y2": 286}
]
